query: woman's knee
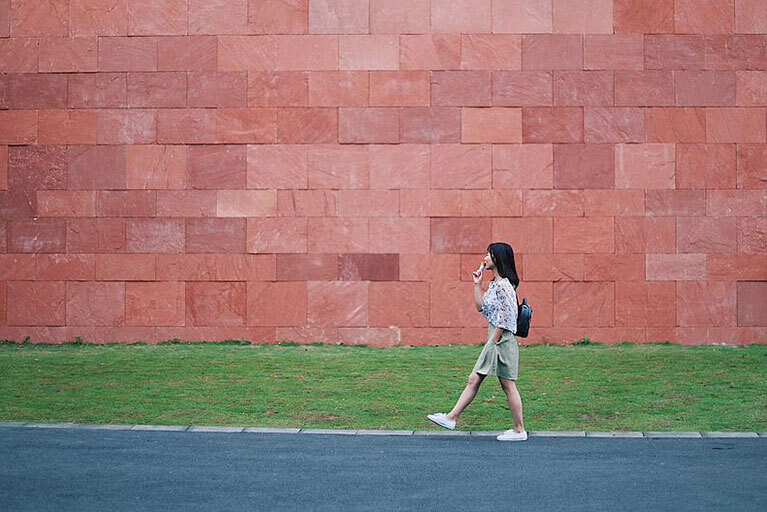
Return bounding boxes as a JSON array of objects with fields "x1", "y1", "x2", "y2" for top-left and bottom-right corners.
[
  {"x1": 467, "y1": 372, "x2": 484, "y2": 387},
  {"x1": 499, "y1": 377, "x2": 516, "y2": 392}
]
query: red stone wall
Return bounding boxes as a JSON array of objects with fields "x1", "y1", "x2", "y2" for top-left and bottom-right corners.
[{"x1": 0, "y1": 1, "x2": 765, "y2": 345}]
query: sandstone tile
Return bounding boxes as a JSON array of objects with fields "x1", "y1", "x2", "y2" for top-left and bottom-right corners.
[
  {"x1": 276, "y1": 327, "x2": 337, "y2": 344},
  {"x1": 214, "y1": 254, "x2": 275, "y2": 281},
  {"x1": 584, "y1": 34, "x2": 643, "y2": 70},
  {"x1": 95, "y1": 254, "x2": 155, "y2": 280},
  {"x1": 737, "y1": 71, "x2": 767, "y2": 107},
  {"x1": 707, "y1": 254, "x2": 767, "y2": 280},
  {"x1": 126, "y1": 72, "x2": 186, "y2": 108},
  {"x1": 615, "y1": 71, "x2": 674, "y2": 106},
  {"x1": 7, "y1": 218, "x2": 66, "y2": 253},
  {"x1": 370, "y1": 71, "x2": 429, "y2": 107},
  {"x1": 737, "y1": 281, "x2": 767, "y2": 326},
  {"x1": 277, "y1": 190, "x2": 338, "y2": 216},
  {"x1": 645, "y1": 107, "x2": 706, "y2": 142},
  {"x1": 675, "y1": 0, "x2": 734, "y2": 34},
  {"x1": 185, "y1": 218, "x2": 246, "y2": 253},
  {"x1": 431, "y1": 144, "x2": 491, "y2": 189},
  {"x1": 432, "y1": 71, "x2": 492, "y2": 107},
  {"x1": 493, "y1": 71, "x2": 552, "y2": 107},
  {"x1": 552, "y1": 0, "x2": 613, "y2": 34},
  {"x1": 96, "y1": 109, "x2": 156, "y2": 144},
  {"x1": 157, "y1": 109, "x2": 217, "y2": 143},
  {"x1": 646, "y1": 254, "x2": 706, "y2": 280},
  {"x1": 126, "y1": 145, "x2": 187, "y2": 190},
  {"x1": 553, "y1": 71, "x2": 613, "y2": 107},
  {"x1": 307, "y1": 145, "x2": 368, "y2": 189},
  {"x1": 706, "y1": 327, "x2": 767, "y2": 344},
  {"x1": 307, "y1": 281, "x2": 367, "y2": 327},
  {"x1": 584, "y1": 190, "x2": 645, "y2": 216},
  {"x1": 431, "y1": 0, "x2": 491, "y2": 33},
  {"x1": 645, "y1": 190, "x2": 706, "y2": 216},
  {"x1": 8, "y1": 73, "x2": 66, "y2": 108},
  {"x1": 644, "y1": 35, "x2": 705, "y2": 70},
  {"x1": 399, "y1": 107, "x2": 460, "y2": 143},
  {"x1": 737, "y1": 217, "x2": 767, "y2": 253},
  {"x1": 737, "y1": 144, "x2": 767, "y2": 189},
  {"x1": 188, "y1": 145, "x2": 247, "y2": 190},
  {"x1": 462, "y1": 190, "x2": 524, "y2": 217},
  {"x1": 158, "y1": 36, "x2": 217, "y2": 72},
  {"x1": 369, "y1": 144, "x2": 429, "y2": 189},
  {"x1": 735, "y1": 0, "x2": 767, "y2": 33},
  {"x1": 247, "y1": 145, "x2": 307, "y2": 189},
  {"x1": 615, "y1": 143, "x2": 675, "y2": 189},
  {"x1": 369, "y1": 217, "x2": 430, "y2": 253},
  {"x1": 67, "y1": 219, "x2": 126, "y2": 254},
  {"x1": 217, "y1": 108, "x2": 279, "y2": 143},
  {"x1": 553, "y1": 217, "x2": 614, "y2": 254},
  {"x1": 37, "y1": 190, "x2": 96, "y2": 217},
  {"x1": 369, "y1": 282, "x2": 428, "y2": 327},
  {"x1": 585, "y1": 108, "x2": 645, "y2": 143},
  {"x1": 675, "y1": 71, "x2": 736, "y2": 107},
  {"x1": 461, "y1": 35, "x2": 521, "y2": 70},
  {"x1": 338, "y1": 108, "x2": 399, "y2": 143},
  {"x1": 0, "y1": 110, "x2": 37, "y2": 144},
  {"x1": 126, "y1": 218, "x2": 185, "y2": 253},
  {"x1": 615, "y1": 217, "x2": 676, "y2": 254},
  {"x1": 6, "y1": 145, "x2": 66, "y2": 216},
  {"x1": 66, "y1": 282, "x2": 125, "y2": 326},
  {"x1": 678, "y1": 217, "x2": 737, "y2": 254},
  {"x1": 189, "y1": 0, "x2": 248, "y2": 35},
  {"x1": 399, "y1": 254, "x2": 460, "y2": 282},
  {"x1": 706, "y1": 108, "x2": 766, "y2": 143},
  {"x1": 553, "y1": 144, "x2": 614, "y2": 189},
  {"x1": 243, "y1": 71, "x2": 300, "y2": 106},
  {"x1": 246, "y1": 217, "x2": 307, "y2": 253},
  {"x1": 10, "y1": 0, "x2": 68, "y2": 36},
  {"x1": 0, "y1": 145, "x2": 6, "y2": 190},
  {"x1": 399, "y1": 190, "x2": 461, "y2": 217},
  {"x1": 39, "y1": 37, "x2": 97, "y2": 72},
  {"x1": 39, "y1": 110, "x2": 98, "y2": 145},
  {"x1": 339, "y1": 35, "x2": 398, "y2": 70},
  {"x1": 492, "y1": 144, "x2": 553, "y2": 189},
  {"x1": 276, "y1": 254, "x2": 338, "y2": 281},
  {"x1": 461, "y1": 108, "x2": 522, "y2": 143},
  {"x1": 7, "y1": 281, "x2": 65, "y2": 326},
  {"x1": 307, "y1": 217, "x2": 368, "y2": 253},
  {"x1": 156, "y1": 191, "x2": 216, "y2": 217},
  {"x1": 35, "y1": 254, "x2": 95, "y2": 281},
  {"x1": 676, "y1": 144, "x2": 736, "y2": 189},
  {"x1": 126, "y1": 282, "x2": 185, "y2": 327},
  {"x1": 339, "y1": 190, "x2": 399, "y2": 217},
  {"x1": 186, "y1": 282, "x2": 247, "y2": 327},
  {"x1": 339, "y1": 254, "x2": 399, "y2": 281},
  {"x1": 523, "y1": 107, "x2": 583, "y2": 143},
  {"x1": 0, "y1": 38, "x2": 39, "y2": 72},
  {"x1": 553, "y1": 282, "x2": 614, "y2": 327},
  {"x1": 614, "y1": 0, "x2": 674, "y2": 33},
  {"x1": 523, "y1": 190, "x2": 582, "y2": 217},
  {"x1": 277, "y1": 107, "x2": 337, "y2": 143},
  {"x1": 705, "y1": 35, "x2": 767, "y2": 71},
  {"x1": 0, "y1": 255, "x2": 36, "y2": 280},
  {"x1": 308, "y1": 71, "x2": 368, "y2": 107},
  {"x1": 430, "y1": 281, "x2": 487, "y2": 327},
  {"x1": 431, "y1": 218, "x2": 491, "y2": 253},
  {"x1": 523, "y1": 35, "x2": 582, "y2": 70},
  {"x1": 493, "y1": 217, "x2": 553, "y2": 253},
  {"x1": 98, "y1": 36, "x2": 157, "y2": 72},
  {"x1": 249, "y1": 0, "x2": 309, "y2": 34},
  {"x1": 400, "y1": 35, "x2": 461, "y2": 70},
  {"x1": 370, "y1": 0, "x2": 429, "y2": 34},
  {"x1": 68, "y1": 73, "x2": 126, "y2": 108},
  {"x1": 128, "y1": 0, "x2": 187, "y2": 35},
  {"x1": 276, "y1": 35, "x2": 338, "y2": 71},
  {"x1": 584, "y1": 254, "x2": 645, "y2": 282},
  {"x1": 616, "y1": 281, "x2": 676, "y2": 327},
  {"x1": 155, "y1": 254, "x2": 217, "y2": 281},
  {"x1": 247, "y1": 282, "x2": 307, "y2": 327},
  {"x1": 70, "y1": 0, "x2": 128, "y2": 36},
  {"x1": 677, "y1": 281, "x2": 737, "y2": 327},
  {"x1": 218, "y1": 35, "x2": 277, "y2": 71},
  {"x1": 493, "y1": 0, "x2": 552, "y2": 33},
  {"x1": 523, "y1": 254, "x2": 584, "y2": 282},
  {"x1": 308, "y1": 0, "x2": 368, "y2": 33}
]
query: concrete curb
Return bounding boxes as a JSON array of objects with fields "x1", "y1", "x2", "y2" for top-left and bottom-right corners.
[{"x1": 1, "y1": 421, "x2": 765, "y2": 438}]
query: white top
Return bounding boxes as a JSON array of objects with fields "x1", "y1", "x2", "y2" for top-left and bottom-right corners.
[{"x1": 480, "y1": 277, "x2": 518, "y2": 333}]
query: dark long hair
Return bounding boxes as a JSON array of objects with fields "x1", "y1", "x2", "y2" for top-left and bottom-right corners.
[{"x1": 487, "y1": 242, "x2": 520, "y2": 289}]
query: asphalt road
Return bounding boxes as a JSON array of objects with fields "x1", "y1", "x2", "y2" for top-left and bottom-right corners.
[{"x1": 1, "y1": 428, "x2": 765, "y2": 511}]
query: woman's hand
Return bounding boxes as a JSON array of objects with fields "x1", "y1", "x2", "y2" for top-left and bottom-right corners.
[{"x1": 472, "y1": 264, "x2": 484, "y2": 285}]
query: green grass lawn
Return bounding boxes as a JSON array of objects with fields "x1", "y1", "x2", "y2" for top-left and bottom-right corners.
[{"x1": 1, "y1": 340, "x2": 765, "y2": 432}]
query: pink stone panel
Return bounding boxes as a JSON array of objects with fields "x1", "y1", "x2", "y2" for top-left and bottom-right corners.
[
  {"x1": 553, "y1": 144, "x2": 614, "y2": 189},
  {"x1": 96, "y1": 190, "x2": 156, "y2": 217},
  {"x1": 645, "y1": 108, "x2": 706, "y2": 142},
  {"x1": 705, "y1": 36, "x2": 767, "y2": 70},
  {"x1": 97, "y1": 109, "x2": 156, "y2": 145},
  {"x1": 400, "y1": 35, "x2": 461, "y2": 70},
  {"x1": 248, "y1": 144, "x2": 308, "y2": 189},
  {"x1": 308, "y1": 71, "x2": 368, "y2": 107},
  {"x1": 584, "y1": 35, "x2": 644, "y2": 70},
  {"x1": 127, "y1": 0, "x2": 187, "y2": 35},
  {"x1": 676, "y1": 144, "x2": 736, "y2": 189},
  {"x1": 0, "y1": 38, "x2": 39, "y2": 73},
  {"x1": 339, "y1": 190, "x2": 399, "y2": 217},
  {"x1": 158, "y1": 36, "x2": 217, "y2": 72},
  {"x1": 188, "y1": 145, "x2": 247, "y2": 189},
  {"x1": 246, "y1": 217, "x2": 307, "y2": 253},
  {"x1": 431, "y1": 0, "x2": 491, "y2": 33},
  {"x1": 553, "y1": 282, "x2": 614, "y2": 327},
  {"x1": 0, "y1": 255, "x2": 36, "y2": 280},
  {"x1": 432, "y1": 71, "x2": 492, "y2": 107},
  {"x1": 614, "y1": 0, "x2": 674, "y2": 33},
  {"x1": 369, "y1": 0, "x2": 429, "y2": 34},
  {"x1": 308, "y1": 0, "x2": 368, "y2": 33},
  {"x1": 68, "y1": 73, "x2": 127, "y2": 108},
  {"x1": 10, "y1": 0, "x2": 69, "y2": 36},
  {"x1": 737, "y1": 144, "x2": 767, "y2": 189},
  {"x1": 736, "y1": 0, "x2": 767, "y2": 33},
  {"x1": 38, "y1": 110, "x2": 98, "y2": 145},
  {"x1": 67, "y1": 219, "x2": 126, "y2": 254},
  {"x1": 645, "y1": 190, "x2": 707, "y2": 216},
  {"x1": 189, "y1": 0, "x2": 248, "y2": 35},
  {"x1": 584, "y1": 254, "x2": 645, "y2": 282},
  {"x1": 217, "y1": 108, "x2": 279, "y2": 144},
  {"x1": 307, "y1": 281, "x2": 368, "y2": 327},
  {"x1": 36, "y1": 255, "x2": 95, "y2": 281},
  {"x1": 708, "y1": 254, "x2": 767, "y2": 281},
  {"x1": 677, "y1": 281, "x2": 737, "y2": 327},
  {"x1": 399, "y1": 107, "x2": 461, "y2": 143},
  {"x1": 339, "y1": 253, "x2": 399, "y2": 281},
  {"x1": 737, "y1": 281, "x2": 767, "y2": 326},
  {"x1": 461, "y1": 108, "x2": 522, "y2": 143},
  {"x1": 493, "y1": 0, "x2": 552, "y2": 33},
  {"x1": 615, "y1": 143, "x2": 675, "y2": 189},
  {"x1": 98, "y1": 36, "x2": 157, "y2": 72},
  {"x1": 7, "y1": 281, "x2": 65, "y2": 326},
  {"x1": 463, "y1": 190, "x2": 524, "y2": 217},
  {"x1": 615, "y1": 217, "x2": 676, "y2": 254},
  {"x1": 0, "y1": 111, "x2": 37, "y2": 144},
  {"x1": 737, "y1": 217, "x2": 767, "y2": 253},
  {"x1": 431, "y1": 144, "x2": 491, "y2": 189},
  {"x1": 126, "y1": 145, "x2": 187, "y2": 190},
  {"x1": 95, "y1": 254, "x2": 155, "y2": 280},
  {"x1": 70, "y1": 0, "x2": 128, "y2": 36},
  {"x1": 522, "y1": 35, "x2": 583, "y2": 70},
  {"x1": 522, "y1": 107, "x2": 583, "y2": 143},
  {"x1": 126, "y1": 282, "x2": 185, "y2": 327},
  {"x1": 461, "y1": 35, "x2": 522, "y2": 70},
  {"x1": 7, "y1": 218, "x2": 66, "y2": 253},
  {"x1": 737, "y1": 72, "x2": 767, "y2": 107},
  {"x1": 37, "y1": 190, "x2": 95, "y2": 217},
  {"x1": 431, "y1": 218, "x2": 491, "y2": 253},
  {"x1": 307, "y1": 217, "x2": 368, "y2": 252},
  {"x1": 277, "y1": 190, "x2": 338, "y2": 216},
  {"x1": 218, "y1": 36, "x2": 277, "y2": 71},
  {"x1": 400, "y1": 190, "x2": 462, "y2": 217},
  {"x1": 706, "y1": 108, "x2": 766, "y2": 143},
  {"x1": 614, "y1": 71, "x2": 674, "y2": 106},
  {"x1": 157, "y1": 109, "x2": 217, "y2": 144},
  {"x1": 707, "y1": 190, "x2": 767, "y2": 216},
  {"x1": 247, "y1": 282, "x2": 307, "y2": 327},
  {"x1": 249, "y1": 0, "x2": 309, "y2": 34},
  {"x1": 66, "y1": 281, "x2": 125, "y2": 326},
  {"x1": 523, "y1": 253, "x2": 584, "y2": 282},
  {"x1": 338, "y1": 108, "x2": 399, "y2": 143},
  {"x1": 277, "y1": 107, "x2": 337, "y2": 143},
  {"x1": 127, "y1": 72, "x2": 187, "y2": 108},
  {"x1": 9, "y1": 73, "x2": 67, "y2": 108},
  {"x1": 39, "y1": 37, "x2": 98, "y2": 72},
  {"x1": 307, "y1": 144, "x2": 368, "y2": 189},
  {"x1": 369, "y1": 282, "x2": 429, "y2": 327},
  {"x1": 675, "y1": 71, "x2": 736, "y2": 107},
  {"x1": 186, "y1": 282, "x2": 247, "y2": 326},
  {"x1": 185, "y1": 218, "x2": 246, "y2": 253},
  {"x1": 369, "y1": 217, "x2": 430, "y2": 253},
  {"x1": 553, "y1": 217, "x2": 614, "y2": 254},
  {"x1": 339, "y1": 35, "x2": 398, "y2": 71},
  {"x1": 276, "y1": 35, "x2": 338, "y2": 71},
  {"x1": 585, "y1": 108, "x2": 645, "y2": 143},
  {"x1": 429, "y1": 281, "x2": 486, "y2": 328},
  {"x1": 400, "y1": 253, "x2": 460, "y2": 282},
  {"x1": 553, "y1": 71, "x2": 613, "y2": 107},
  {"x1": 156, "y1": 191, "x2": 217, "y2": 217},
  {"x1": 369, "y1": 144, "x2": 430, "y2": 189},
  {"x1": 646, "y1": 254, "x2": 707, "y2": 280},
  {"x1": 276, "y1": 254, "x2": 338, "y2": 281},
  {"x1": 584, "y1": 190, "x2": 645, "y2": 216},
  {"x1": 679, "y1": 216, "x2": 737, "y2": 254},
  {"x1": 552, "y1": 0, "x2": 613, "y2": 34},
  {"x1": 616, "y1": 281, "x2": 676, "y2": 327},
  {"x1": 493, "y1": 71, "x2": 553, "y2": 107},
  {"x1": 370, "y1": 71, "x2": 429, "y2": 107},
  {"x1": 644, "y1": 35, "x2": 705, "y2": 70},
  {"x1": 126, "y1": 218, "x2": 185, "y2": 253},
  {"x1": 523, "y1": 190, "x2": 583, "y2": 217},
  {"x1": 493, "y1": 217, "x2": 554, "y2": 253},
  {"x1": 675, "y1": 0, "x2": 735, "y2": 34},
  {"x1": 493, "y1": 144, "x2": 554, "y2": 189}
]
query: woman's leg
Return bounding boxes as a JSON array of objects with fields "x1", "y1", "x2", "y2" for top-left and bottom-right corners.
[
  {"x1": 446, "y1": 372, "x2": 486, "y2": 421},
  {"x1": 499, "y1": 377, "x2": 525, "y2": 432}
]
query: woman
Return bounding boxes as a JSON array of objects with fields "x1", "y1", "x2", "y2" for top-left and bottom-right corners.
[{"x1": 427, "y1": 242, "x2": 527, "y2": 441}]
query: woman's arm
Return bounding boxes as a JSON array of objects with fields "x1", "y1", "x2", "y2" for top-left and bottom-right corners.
[
  {"x1": 489, "y1": 326, "x2": 505, "y2": 343},
  {"x1": 474, "y1": 282, "x2": 483, "y2": 311}
]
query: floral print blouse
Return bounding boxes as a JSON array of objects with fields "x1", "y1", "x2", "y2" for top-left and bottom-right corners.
[{"x1": 481, "y1": 277, "x2": 518, "y2": 333}]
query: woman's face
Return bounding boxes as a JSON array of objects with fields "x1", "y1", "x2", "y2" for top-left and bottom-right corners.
[{"x1": 483, "y1": 252, "x2": 495, "y2": 269}]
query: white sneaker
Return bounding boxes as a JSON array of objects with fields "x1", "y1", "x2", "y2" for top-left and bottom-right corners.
[
  {"x1": 427, "y1": 413, "x2": 456, "y2": 430},
  {"x1": 496, "y1": 429, "x2": 528, "y2": 441}
]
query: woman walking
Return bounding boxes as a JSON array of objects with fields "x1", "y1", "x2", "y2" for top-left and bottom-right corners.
[{"x1": 427, "y1": 242, "x2": 527, "y2": 441}]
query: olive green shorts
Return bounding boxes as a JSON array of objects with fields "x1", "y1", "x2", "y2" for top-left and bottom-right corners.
[{"x1": 472, "y1": 323, "x2": 519, "y2": 380}]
